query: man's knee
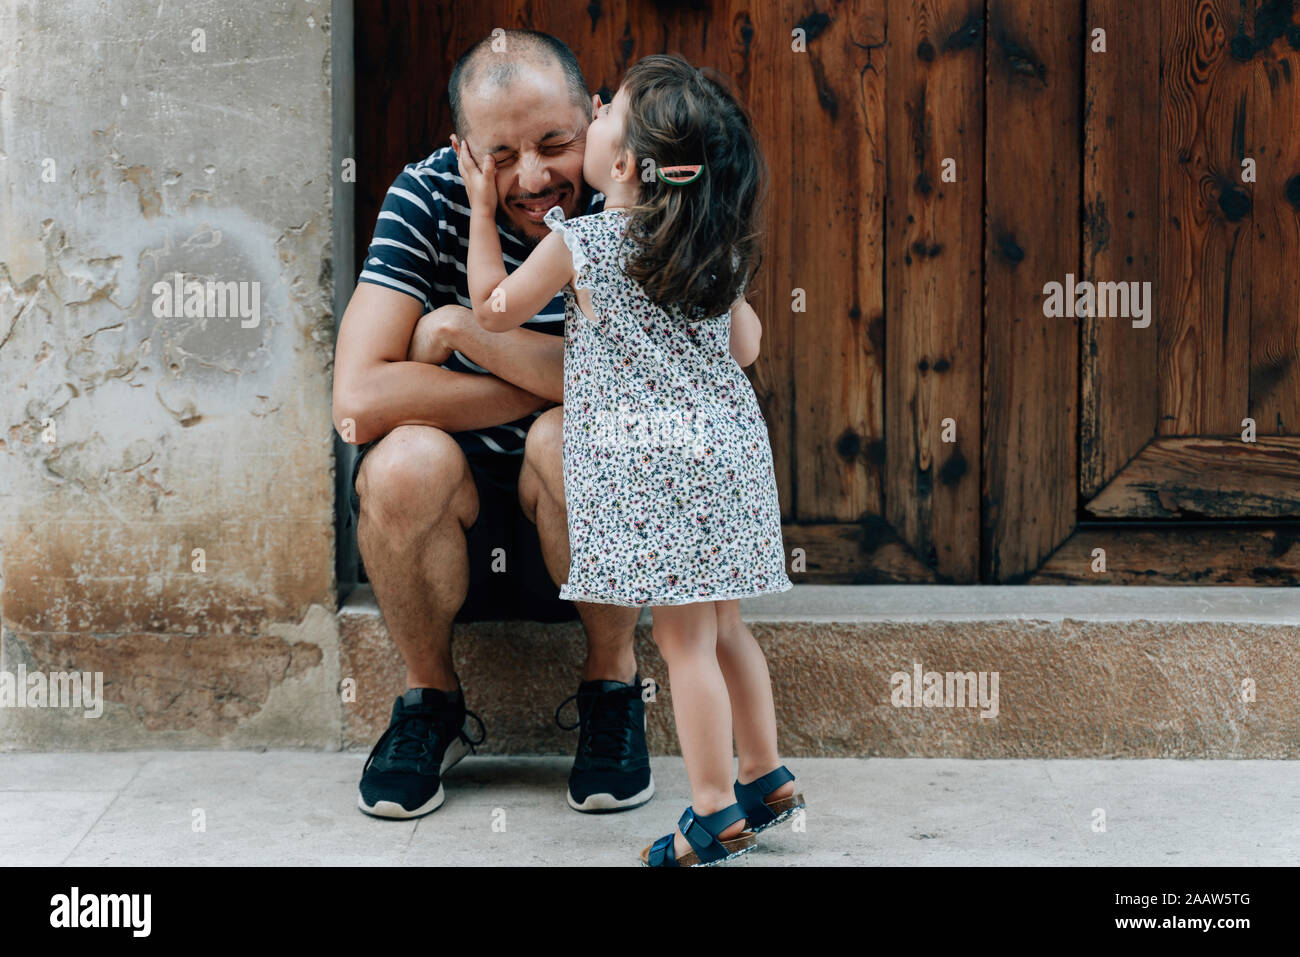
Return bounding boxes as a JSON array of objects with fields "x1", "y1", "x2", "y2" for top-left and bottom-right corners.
[
  {"x1": 520, "y1": 405, "x2": 564, "y2": 520},
  {"x1": 357, "y1": 425, "x2": 476, "y2": 532}
]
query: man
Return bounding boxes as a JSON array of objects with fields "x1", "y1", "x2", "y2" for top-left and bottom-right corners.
[{"x1": 332, "y1": 30, "x2": 651, "y2": 819}]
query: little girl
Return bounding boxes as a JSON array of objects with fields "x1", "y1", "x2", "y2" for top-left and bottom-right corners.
[{"x1": 454, "y1": 53, "x2": 804, "y2": 866}]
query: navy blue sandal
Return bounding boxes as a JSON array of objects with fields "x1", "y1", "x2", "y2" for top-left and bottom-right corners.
[
  {"x1": 733, "y1": 766, "x2": 805, "y2": 833},
  {"x1": 640, "y1": 803, "x2": 757, "y2": 867}
]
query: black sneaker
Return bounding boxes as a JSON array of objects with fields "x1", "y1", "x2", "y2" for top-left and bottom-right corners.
[
  {"x1": 554, "y1": 675, "x2": 654, "y2": 812},
  {"x1": 357, "y1": 687, "x2": 486, "y2": 819}
]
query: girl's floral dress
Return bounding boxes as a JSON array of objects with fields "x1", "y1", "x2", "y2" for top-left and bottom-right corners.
[{"x1": 544, "y1": 205, "x2": 793, "y2": 607}]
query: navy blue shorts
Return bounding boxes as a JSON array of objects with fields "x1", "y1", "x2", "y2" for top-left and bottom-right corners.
[{"x1": 349, "y1": 436, "x2": 580, "y2": 623}]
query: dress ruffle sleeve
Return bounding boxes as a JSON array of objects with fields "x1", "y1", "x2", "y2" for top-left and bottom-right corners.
[{"x1": 543, "y1": 205, "x2": 597, "y2": 291}]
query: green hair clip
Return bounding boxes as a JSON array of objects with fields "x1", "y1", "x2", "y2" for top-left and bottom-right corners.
[{"x1": 655, "y1": 164, "x2": 703, "y2": 186}]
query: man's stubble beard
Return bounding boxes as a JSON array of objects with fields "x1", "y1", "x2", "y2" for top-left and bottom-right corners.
[{"x1": 498, "y1": 179, "x2": 595, "y2": 249}]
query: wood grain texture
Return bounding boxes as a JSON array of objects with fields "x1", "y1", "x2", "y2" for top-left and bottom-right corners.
[
  {"x1": 1080, "y1": 0, "x2": 1160, "y2": 498},
  {"x1": 884, "y1": 0, "x2": 984, "y2": 582},
  {"x1": 1085, "y1": 436, "x2": 1300, "y2": 517},
  {"x1": 734, "y1": 0, "x2": 798, "y2": 524},
  {"x1": 789, "y1": 0, "x2": 886, "y2": 523},
  {"x1": 1159, "y1": 0, "x2": 1254, "y2": 435},
  {"x1": 1030, "y1": 523, "x2": 1300, "y2": 585},
  {"x1": 982, "y1": 0, "x2": 1082, "y2": 582},
  {"x1": 781, "y1": 521, "x2": 937, "y2": 582},
  {"x1": 354, "y1": 1, "x2": 462, "y2": 275},
  {"x1": 1246, "y1": 17, "x2": 1300, "y2": 434}
]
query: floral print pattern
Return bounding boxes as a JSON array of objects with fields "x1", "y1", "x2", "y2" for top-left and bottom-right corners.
[{"x1": 544, "y1": 205, "x2": 793, "y2": 607}]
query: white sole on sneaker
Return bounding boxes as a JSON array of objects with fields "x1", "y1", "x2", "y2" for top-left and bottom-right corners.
[
  {"x1": 358, "y1": 783, "x2": 446, "y2": 820},
  {"x1": 356, "y1": 717, "x2": 476, "y2": 820},
  {"x1": 567, "y1": 774, "x2": 655, "y2": 812},
  {"x1": 566, "y1": 703, "x2": 654, "y2": 813}
]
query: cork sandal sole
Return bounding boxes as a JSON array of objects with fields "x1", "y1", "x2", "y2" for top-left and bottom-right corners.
[
  {"x1": 640, "y1": 830, "x2": 757, "y2": 867},
  {"x1": 750, "y1": 792, "x2": 806, "y2": 833}
]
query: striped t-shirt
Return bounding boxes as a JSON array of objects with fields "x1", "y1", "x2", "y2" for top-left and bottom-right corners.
[{"x1": 358, "y1": 145, "x2": 604, "y2": 456}]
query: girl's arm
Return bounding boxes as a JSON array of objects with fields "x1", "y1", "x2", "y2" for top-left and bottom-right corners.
[
  {"x1": 729, "y1": 299, "x2": 762, "y2": 367},
  {"x1": 468, "y1": 224, "x2": 575, "y2": 333},
  {"x1": 454, "y1": 136, "x2": 575, "y2": 333}
]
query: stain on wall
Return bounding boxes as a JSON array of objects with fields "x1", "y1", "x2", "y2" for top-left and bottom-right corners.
[{"x1": 0, "y1": 0, "x2": 340, "y2": 748}]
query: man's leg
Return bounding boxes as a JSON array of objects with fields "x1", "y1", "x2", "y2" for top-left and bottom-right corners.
[
  {"x1": 352, "y1": 425, "x2": 487, "y2": 819},
  {"x1": 518, "y1": 406, "x2": 653, "y2": 812},
  {"x1": 356, "y1": 425, "x2": 479, "y2": 690},
  {"x1": 517, "y1": 406, "x2": 639, "y2": 683}
]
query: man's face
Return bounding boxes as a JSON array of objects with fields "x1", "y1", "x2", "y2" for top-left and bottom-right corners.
[{"x1": 459, "y1": 61, "x2": 590, "y2": 243}]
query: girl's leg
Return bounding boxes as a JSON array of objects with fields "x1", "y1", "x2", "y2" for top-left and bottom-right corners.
[
  {"x1": 714, "y1": 600, "x2": 795, "y2": 801},
  {"x1": 651, "y1": 601, "x2": 746, "y2": 857}
]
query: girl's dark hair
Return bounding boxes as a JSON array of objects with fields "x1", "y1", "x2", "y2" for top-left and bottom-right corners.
[{"x1": 615, "y1": 55, "x2": 766, "y2": 321}]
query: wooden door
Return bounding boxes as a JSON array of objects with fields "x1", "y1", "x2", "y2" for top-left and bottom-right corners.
[{"x1": 350, "y1": 0, "x2": 1300, "y2": 588}]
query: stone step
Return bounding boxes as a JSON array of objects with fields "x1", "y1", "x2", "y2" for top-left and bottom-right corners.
[{"x1": 339, "y1": 585, "x2": 1300, "y2": 758}]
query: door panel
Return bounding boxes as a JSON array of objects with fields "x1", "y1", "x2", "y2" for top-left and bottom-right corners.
[
  {"x1": 1080, "y1": 0, "x2": 1160, "y2": 499},
  {"x1": 1247, "y1": 21, "x2": 1300, "y2": 431},
  {"x1": 1077, "y1": 0, "x2": 1300, "y2": 542},
  {"x1": 791, "y1": 0, "x2": 886, "y2": 524},
  {"x1": 1084, "y1": 437, "x2": 1300, "y2": 518},
  {"x1": 884, "y1": 0, "x2": 984, "y2": 583},
  {"x1": 1158, "y1": 0, "x2": 1255, "y2": 438},
  {"x1": 982, "y1": 0, "x2": 1083, "y2": 582},
  {"x1": 1053, "y1": 0, "x2": 1300, "y2": 582}
]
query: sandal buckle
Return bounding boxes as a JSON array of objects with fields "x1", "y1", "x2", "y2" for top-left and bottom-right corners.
[{"x1": 679, "y1": 806, "x2": 700, "y2": 845}]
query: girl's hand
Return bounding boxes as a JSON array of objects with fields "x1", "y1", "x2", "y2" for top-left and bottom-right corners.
[{"x1": 451, "y1": 134, "x2": 498, "y2": 213}]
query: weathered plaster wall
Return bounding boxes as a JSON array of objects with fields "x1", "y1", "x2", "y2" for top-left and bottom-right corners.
[{"x1": 0, "y1": 0, "x2": 340, "y2": 748}]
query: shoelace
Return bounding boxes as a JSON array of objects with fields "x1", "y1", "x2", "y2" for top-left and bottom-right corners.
[
  {"x1": 367, "y1": 706, "x2": 486, "y2": 770},
  {"x1": 554, "y1": 688, "x2": 633, "y2": 761}
]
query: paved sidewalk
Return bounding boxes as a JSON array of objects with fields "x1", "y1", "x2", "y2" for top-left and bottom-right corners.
[{"x1": 1, "y1": 753, "x2": 1297, "y2": 866}]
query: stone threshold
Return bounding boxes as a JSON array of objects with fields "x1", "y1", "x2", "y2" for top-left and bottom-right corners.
[
  {"x1": 339, "y1": 584, "x2": 1300, "y2": 760},
  {"x1": 343, "y1": 583, "x2": 1300, "y2": 624},
  {"x1": 736, "y1": 584, "x2": 1300, "y2": 623}
]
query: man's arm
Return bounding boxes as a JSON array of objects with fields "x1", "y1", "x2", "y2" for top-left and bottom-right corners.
[
  {"x1": 411, "y1": 306, "x2": 565, "y2": 403},
  {"x1": 332, "y1": 283, "x2": 551, "y2": 446}
]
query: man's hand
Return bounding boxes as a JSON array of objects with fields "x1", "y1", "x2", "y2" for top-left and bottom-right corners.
[
  {"x1": 451, "y1": 134, "x2": 498, "y2": 214},
  {"x1": 408, "y1": 304, "x2": 470, "y2": 366}
]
